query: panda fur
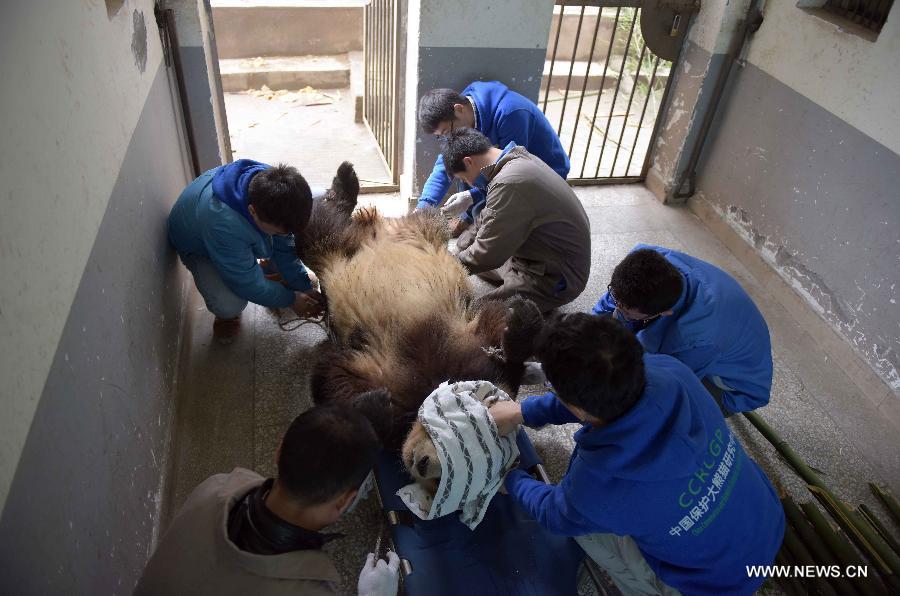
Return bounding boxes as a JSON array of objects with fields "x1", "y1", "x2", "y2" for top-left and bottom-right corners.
[{"x1": 296, "y1": 162, "x2": 544, "y2": 477}]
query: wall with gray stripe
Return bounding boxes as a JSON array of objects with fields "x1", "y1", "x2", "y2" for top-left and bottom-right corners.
[
  {"x1": 0, "y1": 10, "x2": 190, "y2": 593},
  {"x1": 694, "y1": 56, "x2": 900, "y2": 395},
  {"x1": 408, "y1": 0, "x2": 556, "y2": 199},
  {"x1": 413, "y1": 47, "x2": 548, "y2": 196}
]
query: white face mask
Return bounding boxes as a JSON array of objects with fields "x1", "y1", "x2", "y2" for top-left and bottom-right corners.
[{"x1": 344, "y1": 471, "x2": 375, "y2": 515}]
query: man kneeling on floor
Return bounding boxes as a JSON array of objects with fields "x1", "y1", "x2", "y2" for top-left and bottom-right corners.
[
  {"x1": 592, "y1": 245, "x2": 773, "y2": 415},
  {"x1": 490, "y1": 313, "x2": 784, "y2": 595},
  {"x1": 441, "y1": 128, "x2": 591, "y2": 313},
  {"x1": 135, "y1": 404, "x2": 400, "y2": 596},
  {"x1": 168, "y1": 159, "x2": 325, "y2": 344}
]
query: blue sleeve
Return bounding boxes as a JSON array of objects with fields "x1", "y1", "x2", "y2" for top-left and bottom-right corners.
[
  {"x1": 271, "y1": 234, "x2": 312, "y2": 292},
  {"x1": 520, "y1": 392, "x2": 581, "y2": 427},
  {"x1": 203, "y1": 223, "x2": 295, "y2": 308},
  {"x1": 417, "y1": 154, "x2": 453, "y2": 210},
  {"x1": 505, "y1": 470, "x2": 594, "y2": 536},
  {"x1": 591, "y1": 290, "x2": 616, "y2": 315}
]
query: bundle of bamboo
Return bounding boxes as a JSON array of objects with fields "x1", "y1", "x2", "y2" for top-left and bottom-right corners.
[{"x1": 743, "y1": 412, "x2": 900, "y2": 595}]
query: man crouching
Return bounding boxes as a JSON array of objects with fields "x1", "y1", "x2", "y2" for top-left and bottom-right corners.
[{"x1": 440, "y1": 128, "x2": 591, "y2": 313}]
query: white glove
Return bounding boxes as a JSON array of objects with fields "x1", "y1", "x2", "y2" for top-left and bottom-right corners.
[
  {"x1": 441, "y1": 190, "x2": 474, "y2": 217},
  {"x1": 357, "y1": 551, "x2": 400, "y2": 596}
]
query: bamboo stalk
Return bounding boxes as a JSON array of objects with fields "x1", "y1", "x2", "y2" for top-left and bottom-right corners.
[
  {"x1": 811, "y1": 487, "x2": 899, "y2": 592},
  {"x1": 744, "y1": 412, "x2": 895, "y2": 593},
  {"x1": 783, "y1": 497, "x2": 860, "y2": 596},
  {"x1": 774, "y1": 549, "x2": 803, "y2": 596},
  {"x1": 781, "y1": 511, "x2": 840, "y2": 596},
  {"x1": 799, "y1": 500, "x2": 887, "y2": 596},
  {"x1": 869, "y1": 484, "x2": 900, "y2": 526},
  {"x1": 846, "y1": 507, "x2": 900, "y2": 593},
  {"x1": 800, "y1": 500, "x2": 867, "y2": 569},
  {"x1": 859, "y1": 503, "x2": 900, "y2": 556}
]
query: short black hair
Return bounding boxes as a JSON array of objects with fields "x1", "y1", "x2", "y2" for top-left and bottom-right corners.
[
  {"x1": 610, "y1": 249, "x2": 684, "y2": 314},
  {"x1": 441, "y1": 128, "x2": 493, "y2": 174},
  {"x1": 535, "y1": 313, "x2": 646, "y2": 423},
  {"x1": 277, "y1": 405, "x2": 380, "y2": 505},
  {"x1": 248, "y1": 163, "x2": 312, "y2": 234},
  {"x1": 418, "y1": 88, "x2": 464, "y2": 133}
]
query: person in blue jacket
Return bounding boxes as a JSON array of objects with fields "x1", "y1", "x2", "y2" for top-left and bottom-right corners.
[
  {"x1": 490, "y1": 313, "x2": 784, "y2": 596},
  {"x1": 168, "y1": 160, "x2": 324, "y2": 344},
  {"x1": 416, "y1": 81, "x2": 569, "y2": 240},
  {"x1": 592, "y1": 245, "x2": 773, "y2": 415}
]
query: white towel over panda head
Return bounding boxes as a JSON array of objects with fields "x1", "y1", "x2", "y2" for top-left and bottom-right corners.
[{"x1": 397, "y1": 380, "x2": 520, "y2": 530}]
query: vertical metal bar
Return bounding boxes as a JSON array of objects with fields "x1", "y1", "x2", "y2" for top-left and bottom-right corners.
[
  {"x1": 377, "y1": 0, "x2": 385, "y2": 149},
  {"x1": 542, "y1": 0, "x2": 566, "y2": 111},
  {"x1": 374, "y1": 0, "x2": 381, "y2": 147},
  {"x1": 594, "y1": 8, "x2": 637, "y2": 178},
  {"x1": 625, "y1": 55, "x2": 660, "y2": 176},
  {"x1": 387, "y1": 0, "x2": 396, "y2": 175},
  {"x1": 580, "y1": 7, "x2": 620, "y2": 178},
  {"x1": 610, "y1": 41, "x2": 647, "y2": 177},
  {"x1": 364, "y1": 2, "x2": 371, "y2": 124},
  {"x1": 556, "y1": 4, "x2": 586, "y2": 137},
  {"x1": 567, "y1": 6, "x2": 603, "y2": 159},
  {"x1": 391, "y1": 0, "x2": 401, "y2": 183}
]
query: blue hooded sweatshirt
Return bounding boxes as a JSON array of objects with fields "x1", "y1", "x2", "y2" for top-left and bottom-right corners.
[
  {"x1": 593, "y1": 245, "x2": 773, "y2": 413},
  {"x1": 505, "y1": 354, "x2": 784, "y2": 595},
  {"x1": 167, "y1": 160, "x2": 312, "y2": 308},
  {"x1": 417, "y1": 81, "x2": 570, "y2": 221}
]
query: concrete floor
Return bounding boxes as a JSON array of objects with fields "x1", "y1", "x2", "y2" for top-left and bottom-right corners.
[
  {"x1": 162, "y1": 184, "x2": 899, "y2": 594},
  {"x1": 224, "y1": 87, "x2": 393, "y2": 188}
]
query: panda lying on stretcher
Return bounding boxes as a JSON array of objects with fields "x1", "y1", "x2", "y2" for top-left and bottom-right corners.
[{"x1": 295, "y1": 162, "x2": 542, "y2": 495}]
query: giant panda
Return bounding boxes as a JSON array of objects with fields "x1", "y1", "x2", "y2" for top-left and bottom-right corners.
[{"x1": 296, "y1": 162, "x2": 543, "y2": 484}]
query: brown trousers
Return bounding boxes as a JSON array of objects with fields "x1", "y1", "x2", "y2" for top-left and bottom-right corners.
[{"x1": 459, "y1": 229, "x2": 576, "y2": 313}]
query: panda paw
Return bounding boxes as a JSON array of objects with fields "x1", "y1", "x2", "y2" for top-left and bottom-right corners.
[{"x1": 502, "y1": 297, "x2": 543, "y2": 363}]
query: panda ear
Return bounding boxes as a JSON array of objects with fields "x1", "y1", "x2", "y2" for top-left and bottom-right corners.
[{"x1": 352, "y1": 388, "x2": 393, "y2": 444}]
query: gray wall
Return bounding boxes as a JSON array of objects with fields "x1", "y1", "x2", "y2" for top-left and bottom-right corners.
[
  {"x1": 406, "y1": 0, "x2": 556, "y2": 198},
  {"x1": 646, "y1": 0, "x2": 900, "y2": 396},
  {"x1": 413, "y1": 47, "x2": 548, "y2": 195},
  {"x1": 0, "y1": 2, "x2": 190, "y2": 593},
  {"x1": 695, "y1": 59, "x2": 900, "y2": 393}
]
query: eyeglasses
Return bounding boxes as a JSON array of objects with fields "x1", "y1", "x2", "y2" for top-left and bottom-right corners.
[{"x1": 608, "y1": 284, "x2": 662, "y2": 324}]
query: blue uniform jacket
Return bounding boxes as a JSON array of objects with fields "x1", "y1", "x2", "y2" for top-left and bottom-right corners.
[
  {"x1": 505, "y1": 354, "x2": 785, "y2": 595},
  {"x1": 592, "y1": 245, "x2": 773, "y2": 413},
  {"x1": 416, "y1": 81, "x2": 570, "y2": 220},
  {"x1": 167, "y1": 160, "x2": 312, "y2": 309}
]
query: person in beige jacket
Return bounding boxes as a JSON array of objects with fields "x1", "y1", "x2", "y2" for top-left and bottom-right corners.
[
  {"x1": 440, "y1": 128, "x2": 591, "y2": 312},
  {"x1": 135, "y1": 403, "x2": 399, "y2": 596}
]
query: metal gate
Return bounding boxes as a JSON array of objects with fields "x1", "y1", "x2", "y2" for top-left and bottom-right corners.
[
  {"x1": 542, "y1": 1, "x2": 681, "y2": 184},
  {"x1": 363, "y1": 0, "x2": 401, "y2": 186}
]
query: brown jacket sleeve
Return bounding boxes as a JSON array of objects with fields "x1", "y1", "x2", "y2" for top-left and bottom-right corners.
[{"x1": 457, "y1": 183, "x2": 534, "y2": 274}]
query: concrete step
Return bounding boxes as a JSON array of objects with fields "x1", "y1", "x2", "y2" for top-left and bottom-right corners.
[
  {"x1": 541, "y1": 59, "x2": 670, "y2": 95},
  {"x1": 212, "y1": 0, "x2": 365, "y2": 59},
  {"x1": 541, "y1": 59, "x2": 619, "y2": 93},
  {"x1": 548, "y1": 6, "x2": 617, "y2": 63},
  {"x1": 220, "y1": 54, "x2": 350, "y2": 92}
]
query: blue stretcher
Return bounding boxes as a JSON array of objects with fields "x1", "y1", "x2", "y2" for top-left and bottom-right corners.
[{"x1": 373, "y1": 429, "x2": 590, "y2": 596}]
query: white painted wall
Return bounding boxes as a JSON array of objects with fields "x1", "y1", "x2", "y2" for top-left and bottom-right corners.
[
  {"x1": 0, "y1": 0, "x2": 166, "y2": 510},
  {"x1": 745, "y1": 0, "x2": 900, "y2": 155},
  {"x1": 419, "y1": 0, "x2": 555, "y2": 49}
]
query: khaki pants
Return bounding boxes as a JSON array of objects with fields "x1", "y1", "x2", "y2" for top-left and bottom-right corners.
[
  {"x1": 576, "y1": 533, "x2": 681, "y2": 596},
  {"x1": 458, "y1": 227, "x2": 581, "y2": 313}
]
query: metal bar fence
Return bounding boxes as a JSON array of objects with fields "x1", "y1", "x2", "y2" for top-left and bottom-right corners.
[
  {"x1": 363, "y1": 0, "x2": 401, "y2": 185},
  {"x1": 543, "y1": 2, "x2": 678, "y2": 183}
]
